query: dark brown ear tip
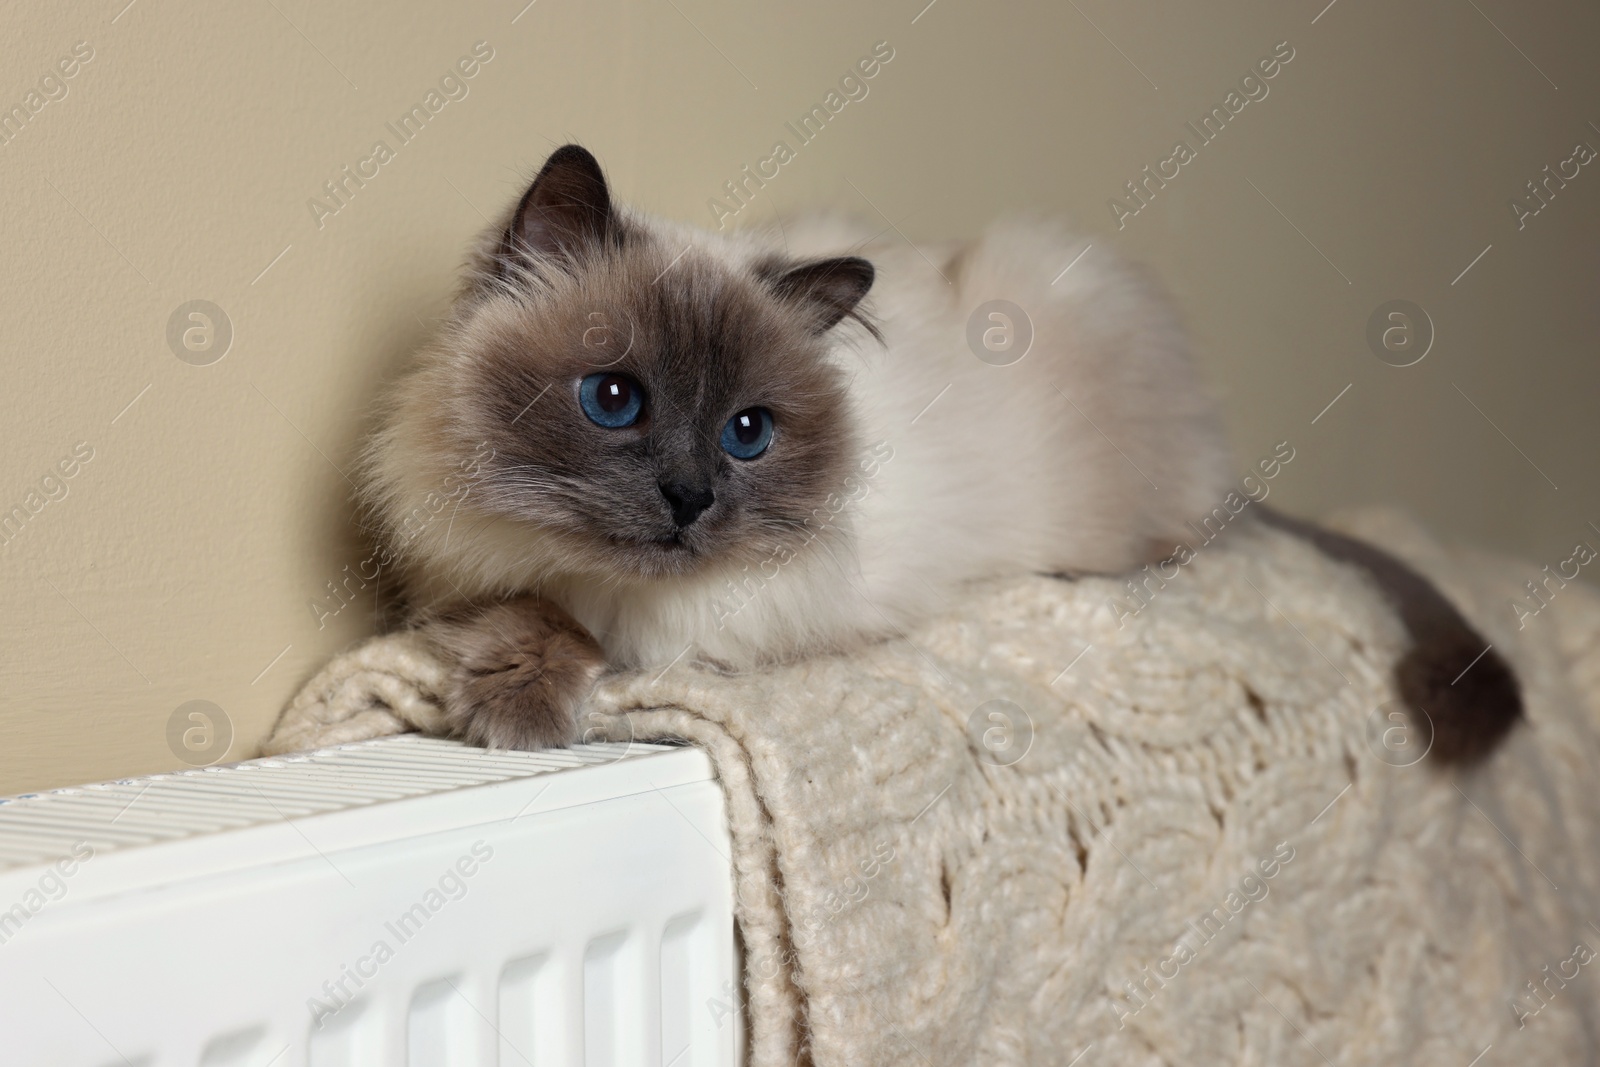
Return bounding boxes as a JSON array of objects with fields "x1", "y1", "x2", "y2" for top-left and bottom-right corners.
[
  {"x1": 828, "y1": 257, "x2": 876, "y2": 301},
  {"x1": 1397, "y1": 636, "x2": 1524, "y2": 766},
  {"x1": 838, "y1": 256, "x2": 875, "y2": 283},
  {"x1": 539, "y1": 143, "x2": 602, "y2": 175}
]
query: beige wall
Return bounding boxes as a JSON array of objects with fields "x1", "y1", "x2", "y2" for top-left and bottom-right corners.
[{"x1": 3, "y1": 0, "x2": 1596, "y2": 793}]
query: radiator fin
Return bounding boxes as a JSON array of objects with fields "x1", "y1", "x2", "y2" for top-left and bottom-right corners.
[
  {"x1": 498, "y1": 952, "x2": 557, "y2": 1066},
  {"x1": 661, "y1": 910, "x2": 705, "y2": 1066},
  {"x1": 583, "y1": 930, "x2": 632, "y2": 1067},
  {"x1": 408, "y1": 975, "x2": 471, "y2": 1066}
]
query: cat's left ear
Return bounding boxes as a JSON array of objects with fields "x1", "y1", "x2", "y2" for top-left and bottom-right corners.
[{"x1": 760, "y1": 257, "x2": 875, "y2": 334}]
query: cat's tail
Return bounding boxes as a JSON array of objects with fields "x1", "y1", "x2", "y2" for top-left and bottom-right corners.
[{"x1": 1256, "y1": 506, "x2": 1522, "y2": 766}]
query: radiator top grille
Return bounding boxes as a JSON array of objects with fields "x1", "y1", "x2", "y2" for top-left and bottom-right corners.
[{"x1": 0, "y1": 735, "x2": 683, "y2": 872}]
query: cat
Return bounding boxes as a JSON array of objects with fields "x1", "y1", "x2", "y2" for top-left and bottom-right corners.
[{"x1": 363, "y1": 144, "x2": 1521, "y2": 765}]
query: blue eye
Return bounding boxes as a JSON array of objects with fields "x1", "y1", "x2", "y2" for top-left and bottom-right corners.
[
  {"x1": 579, "y1": 373, "x2": 643, "y2": 428},
  {"x1": 721, "y1": 407, "x2": 773, "y2": 459}
]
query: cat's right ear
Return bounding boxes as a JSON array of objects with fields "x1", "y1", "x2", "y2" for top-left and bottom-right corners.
[{"x1": 497, "y1": 144, "x2": 614, "y2": 272}]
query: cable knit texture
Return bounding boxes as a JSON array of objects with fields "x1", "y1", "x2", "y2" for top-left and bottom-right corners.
[{"x1": 266, "y1": 511, "x2": 1600, "y2": 1066}]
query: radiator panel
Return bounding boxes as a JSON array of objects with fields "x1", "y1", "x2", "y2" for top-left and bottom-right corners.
[{"x1": 0, "y1": 736, "x2": 738, "y2": 1066}]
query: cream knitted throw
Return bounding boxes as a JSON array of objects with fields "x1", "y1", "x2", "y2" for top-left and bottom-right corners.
[{"x1": 265, "y1": 512, "x2": 1600, "y2": 1066}]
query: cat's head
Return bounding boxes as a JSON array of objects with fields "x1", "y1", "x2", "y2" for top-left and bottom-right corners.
[{"x1": 372, "y1": 145, "x2": 877, "y2": 594}]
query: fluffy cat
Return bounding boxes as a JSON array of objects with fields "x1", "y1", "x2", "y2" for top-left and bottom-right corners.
[{"x1": 364, "y1": 144, "x2": 1520, "y2": 764}]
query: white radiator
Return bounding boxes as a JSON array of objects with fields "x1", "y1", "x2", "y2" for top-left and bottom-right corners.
[{"x1": 0, "y1": 735, "x2": 739, "y2": 1067}]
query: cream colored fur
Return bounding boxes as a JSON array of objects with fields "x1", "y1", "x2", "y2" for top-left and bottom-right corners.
[{"x1": 366, "y1": 215, "x2": 1232, "y2": 669}]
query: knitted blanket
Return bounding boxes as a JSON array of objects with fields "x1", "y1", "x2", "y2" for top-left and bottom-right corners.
[{"x1": 265, "y1": 511, "x2": 1600, "y2": 1066}]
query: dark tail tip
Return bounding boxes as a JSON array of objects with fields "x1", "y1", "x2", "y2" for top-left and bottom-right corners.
[
  {"x1": 1253, "y1": 507, "x2": 1524, "y2": 767},
  {"x1": 1397, "y1": 631, "x2": 1523, "y2": 766}
]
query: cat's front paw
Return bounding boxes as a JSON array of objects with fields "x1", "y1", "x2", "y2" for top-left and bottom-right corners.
[{"x1": 429, "y1": 595, "x2": 607, "y2": 750}]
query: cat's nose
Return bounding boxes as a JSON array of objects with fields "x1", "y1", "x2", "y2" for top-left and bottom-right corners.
[{"x1": 660, "y1": 482, "x2": 715, "y2": 528}]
